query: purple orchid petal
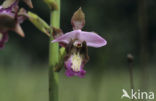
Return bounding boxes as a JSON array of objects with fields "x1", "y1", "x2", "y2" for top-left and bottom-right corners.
[
  {"x1": 0, "y1": 3, "x2": 26, "y2": 36},
  {"x1": 52, "y1": 30, "x2": 81, "y2": 44},
  {"x1": 0, "y1": 0, "x2": 18, "y2": 19},
  {"x1": 0, "y1": 0, "x2": 27, "y2": 49},
  {"x1": 52, "y1": 30, "x2": 107, "y2": 48},
  {"x1": 65, "y1": 69, "x2": 86, "y2": 78},
  {"x1": 0, "y1": 0, "x2": 18, "y2": 13},
  {"x1": 64, "y1": 53, "x2": 86, "y2": 78},
  {"x1": 0, "y1": 7, "x2": 15, "y2": 17},
  {"x1": 78, "y1": 31, "x2": 107, "y2": 48}
]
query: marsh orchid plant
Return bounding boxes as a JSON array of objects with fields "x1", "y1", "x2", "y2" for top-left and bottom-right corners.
[{"x1": 0, "y1": 0, "x2": 107, "y2": 101}]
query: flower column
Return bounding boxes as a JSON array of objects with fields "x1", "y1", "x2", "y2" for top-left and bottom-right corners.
[{"x1": 49, "y1": 0, "x2": 60, "y2": 101}]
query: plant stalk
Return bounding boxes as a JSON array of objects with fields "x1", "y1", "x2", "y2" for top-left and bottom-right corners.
[{"x1": 49, "y1": 0, "x2": 60, "y2": 101}]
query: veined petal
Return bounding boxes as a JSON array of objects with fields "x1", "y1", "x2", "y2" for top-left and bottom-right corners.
[
  {"x1": 78, "y1": 31, "x2": 107, "y2": 48},
  {"x1": 52, "y1": 30, "x2": 107, "y2": 48}
]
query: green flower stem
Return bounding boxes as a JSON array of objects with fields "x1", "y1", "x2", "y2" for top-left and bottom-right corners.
[{"x1": 49, "y1": 0, "x2": 60, "y2": 101}]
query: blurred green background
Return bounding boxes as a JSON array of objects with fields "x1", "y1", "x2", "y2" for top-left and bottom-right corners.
[{"x1": 0, "y1": 0, "x2": 156, "y2": 101}]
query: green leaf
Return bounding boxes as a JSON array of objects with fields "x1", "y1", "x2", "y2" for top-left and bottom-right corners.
[{"x1": 27, "y1": 11, "x2": 51, "y2": 37}]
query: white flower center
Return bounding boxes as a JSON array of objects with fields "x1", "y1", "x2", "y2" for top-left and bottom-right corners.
[
  {"x1": 73, "y1": 40, "x2": 82, "y2": 48},
  {"x1": 71, "y1": 53, "x2": 82, "y2": 72}
]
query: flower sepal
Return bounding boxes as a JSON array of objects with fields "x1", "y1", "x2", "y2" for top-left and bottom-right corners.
[
  {"x1": 0, "y1": 13, "x2": 25, "y2": 37},
  {"x1": 71, "y1": 7, "x2": 85, "y2": 30}
]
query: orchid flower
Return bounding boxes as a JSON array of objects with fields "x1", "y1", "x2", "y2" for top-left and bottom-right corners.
[
  {"x1": 52, "y1": 8, "x2": 107, "y2": 77},
  {"x1": 0, "y1": 0, "x2": 29, "y2": 49}
]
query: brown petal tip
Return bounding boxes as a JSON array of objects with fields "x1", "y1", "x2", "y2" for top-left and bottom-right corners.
[{"x1": 71, "y1": 7, "x2": 85, "y2": 30}]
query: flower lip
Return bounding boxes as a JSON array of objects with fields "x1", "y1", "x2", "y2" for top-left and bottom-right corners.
[
  {"x1": 65, "y1": 68, "x2": 86, "y2": 78},
  {"x1": 65, "y1": 53, "x2": 86, "y2": 78},
  {"x1": 64, "y1": 40, "x2": 89, "y2": 77},
  {"x1": 52, "y1": 29, "x2": 107, "y2": 48}
]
